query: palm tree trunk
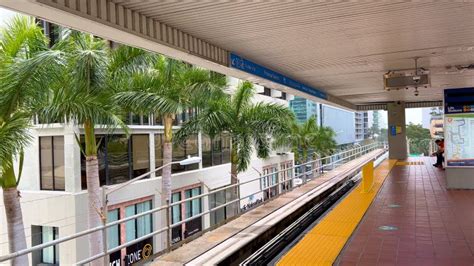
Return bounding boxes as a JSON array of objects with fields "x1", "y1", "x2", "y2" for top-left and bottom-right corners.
[
  {"x1": 2, "y1": 157, "x2": 28, "y2": 265},
  {"x1": 3, "y1": 187, "x2": 28, "y2": 265},
  {"x1": 162, "y1": 114, "x2": 174, "y2": 205},
  {"x1": 162, "y1": 114, "x2": 173, "y2": 247},
  {"x1": 84, "y1": 120, "x2": 103, "y2": 265},
  {"x1": 228, "y1": 148, "x2": 239, "y2": 217}
]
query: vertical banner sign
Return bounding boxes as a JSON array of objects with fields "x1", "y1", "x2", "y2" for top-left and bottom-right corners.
[
  {"x1": 444, "y1": 88, "x2": 474, "y2": 167},
  {"x1": 229, "y1": 53, "x2": 327, "y2": 100}
]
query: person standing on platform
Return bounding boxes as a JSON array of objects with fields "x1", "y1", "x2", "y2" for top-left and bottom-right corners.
[{"x1": 432, "y1": 139, "x2": 445, "y2": 169}]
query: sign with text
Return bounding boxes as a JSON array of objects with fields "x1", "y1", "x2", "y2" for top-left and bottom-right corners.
[
  {"x1": 124, "y1": 238, "x2": 153, "y2": 266},
  {"x1": 444, "y1": 88, "x2": 474, "y2": 167},
  {"x1": 229, "y1": 53, "x2": 327, "y2": 100},
  {"x1": 444, "y1": 87, "x2": 474, "y2": 115}
]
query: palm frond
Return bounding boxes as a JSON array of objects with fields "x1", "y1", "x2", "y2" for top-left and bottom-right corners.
[
  {"x1": 0, "y1": 15, "x2": 47, "y2": 59},
  {"x1": 254, "y1": 132, "x2": 271, "y2": 158},
  {"x1": 235, "y1": 133, "x2": 253, "y2": 173},
  {"x1": 114, "y1": 91, "x2": 181, "y2": 115},
  {"x1": 0, "y1": 112, "x2": 32, "y2": 170},
  {"x1": 0, "y1": 49, "x2": 65, "y2": 118},
  {"x1": 174, "y1": 96, "x2": 232, "y2": 144},
  {"x1": 68, "y1": 33, "x2": 108, "y2": 93},
  {"x1": 232, "y1": 81, "x2": 254, "y2": 117},
  {"x1": 244, "y1": 102, "x2": 294, "y2": 135},
  {"x1": 108, "y1": 45, "x2": 153, "y2": 76}
]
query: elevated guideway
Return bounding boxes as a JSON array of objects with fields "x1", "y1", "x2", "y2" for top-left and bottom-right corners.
[{"x1": 152, "y1": 148, "x2": 386, "y2": 265}]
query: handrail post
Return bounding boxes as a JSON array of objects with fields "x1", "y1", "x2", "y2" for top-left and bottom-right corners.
[
  {"x1": 237, "y1": 179, "x2": 241, "y2": 214},
  {"x1": 166, "y1": 199, "x2": 171, "y2": 251},
  {"x1": 102, "y1": 187, "x2": 109, "y2": 266}
]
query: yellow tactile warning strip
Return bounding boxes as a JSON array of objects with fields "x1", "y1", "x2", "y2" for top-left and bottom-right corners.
[
  {"x1": 277, "y1": 159, "x2": 397, "y2": 266},
  {"x1": 396, "y1": 161, "x2": 424, "y2": 166}
]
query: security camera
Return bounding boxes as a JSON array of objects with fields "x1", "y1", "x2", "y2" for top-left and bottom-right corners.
[
  {"x1": 414, "y1": 88, "x2": 419, "y2": 96},
  {"x1": 412, "y1": 75, "x2": 421, "y2": 83}
]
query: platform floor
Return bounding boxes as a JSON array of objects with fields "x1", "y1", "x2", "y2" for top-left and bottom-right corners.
[
  {"x1": 337, "y1": 157, "x2": 474, "y2": 266},
  {"x1": 277, "y1": 159, "x2": 397, "y2": 265}
]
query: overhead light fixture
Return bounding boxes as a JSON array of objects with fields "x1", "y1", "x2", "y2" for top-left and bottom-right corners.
[{"x1": 179, "y1": 156, "x2": 201, "y2": 166}]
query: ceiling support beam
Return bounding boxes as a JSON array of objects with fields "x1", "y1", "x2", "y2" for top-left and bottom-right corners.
[{"x1": 36, "y1": 0, "x2": 229, "y2": 66}]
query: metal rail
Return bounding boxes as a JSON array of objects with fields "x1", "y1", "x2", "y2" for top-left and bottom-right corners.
[{"x1": 0, "y1": 142, "x2": 385, "y2": 264}]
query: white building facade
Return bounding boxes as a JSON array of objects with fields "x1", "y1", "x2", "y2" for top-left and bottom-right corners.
[{"x1": 0, "y1": 77, "x2": 294, "y2": 265}]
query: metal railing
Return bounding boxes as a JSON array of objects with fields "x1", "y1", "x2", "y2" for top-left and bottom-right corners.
[{"x1": 0, "y1": 142, "x2": 385, "y2": 265}]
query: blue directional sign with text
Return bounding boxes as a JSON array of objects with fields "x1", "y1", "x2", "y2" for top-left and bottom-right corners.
[
  {"x1": 444, "y1": 87, "x2": 474, "y2": 114},
  {"x1": 229, "y1": 53, "x2": 327, "y2": 100}
]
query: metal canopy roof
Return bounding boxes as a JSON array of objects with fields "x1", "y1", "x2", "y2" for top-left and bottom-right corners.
[{"x1": 4, "y1": 1, "x2": 474, "y2": 108}]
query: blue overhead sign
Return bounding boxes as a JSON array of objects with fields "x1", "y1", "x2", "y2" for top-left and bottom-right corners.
[
  {"x1": 444, "y1": 87, "x2": 474, "y2": 114},
  {"x1": 229, "y1": 53, "x2": 327, "y2": 100}
]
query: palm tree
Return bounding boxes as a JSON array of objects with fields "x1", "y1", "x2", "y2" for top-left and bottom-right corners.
[
  {"x1": 0, "y1": 16, "x2": 63, "y2": 265},
  {"x1": 175, "y1": 81, "x2": 294, "y2": 215},
  {"x1": 39, "y1": 31, "x2": 131, "y2": 262},
  {"x1": 114, "y1": 54, "x2": 226, "y2": 218},
  {"x1": 274, "y1": 116, "x2": 336, "y2": 164}
]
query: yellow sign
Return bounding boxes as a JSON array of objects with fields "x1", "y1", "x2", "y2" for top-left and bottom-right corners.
[
  {"x1": 396, "y1": 126, "x2": 402, "y2": 134},
  {"x1": 142, "y1": 243, "x2": 153, "y2": 259}
]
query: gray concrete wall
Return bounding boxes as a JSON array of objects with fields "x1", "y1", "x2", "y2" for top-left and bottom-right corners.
[{"x1": 387, "y1": 102, "x2": 408, "y2": 160}]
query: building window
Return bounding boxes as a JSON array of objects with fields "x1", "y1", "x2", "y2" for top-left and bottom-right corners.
[
  {"x1": 107, "y1": 135, "x2": 130, "y2": 185},
  {"x1": 184, "y1": 187, "x2": 202, "y2": 238},
  {"x1": 202, "y1": 133, "x2": 231, "y2": 168},
  {"x1": 172, "y1": 135, "x2": 198, "y2": 173},
  {"x1": 262, "y1": 164, "x2": 278, "y2": 200},
  {"x1": 131, "y1": 135, "x2": 150, "y2": 177},
  {"x1": 32, "y1": 226, "x2": 59, "y2": 265},
  {"x1": 202, "y1": 135, "x2": 212, "y2": 167},
  {"x1": 107, "y1": 209, "x2": 120, "y2": 249},
  {"x1": 125, "y1": 201, "x2": 153, "y2": 242},
  {"x1": 125, "y1": 113, "x2": 150, "y2": 125},
  {"x1": 80, "y1": 134, "x2": 150, "y2": 188},
  {"x1": 107, "y1": 198, "x2": 154, "y2": 265},
  {"x1": 171, "y1": 185, "x2": 203, "y2": 244},
  {"x1": 280, "y1": 161, "x2": 293, "y2": 192},
  {"x1": 174, "y1": 108, "x2": 196, "y2": 126},
  {"x1": 260, "y1": 87, "x2": 271, "y2": 96},
  {"x1": 171, "y1": 192, "x2": 182, "y2": 244},
  {"x1": 40, "y1": 136, "x2": 65, "y2": 191},
  {"x1": 222, "y1": 133, "x2": 231, "y2": 164},
  {"x1": 212, "y1": 136, "x2": 222, "y2": 165},
  {"x1": 210, "y1": 189, "x2": 227, "y2": 227}
]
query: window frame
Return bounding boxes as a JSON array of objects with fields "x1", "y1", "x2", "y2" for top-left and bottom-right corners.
[
  {"x1": 202, "y1": 133, "x2": 231, "y2": 168},
  {"x1": 124, "y1": 200, "x2": 153, "y2": 242},
  {"x1": 39, "y1": 136, "x2": 65, "y2": 191},
  {"x1": 171, "y1": 184, "x2": 203, "y2": 243},
  {"x1": 262, "y1": 164, "x2": 279, "y2": 200},
  {"x1": 107, "y1": 208, "x2": 121, "y2": 250},
  {"x1": 40, "y1": 226, "x2": 59, "y2": 265},
  {"x1": 80, "y1": 134, "x2": 151, "y2": 188}
]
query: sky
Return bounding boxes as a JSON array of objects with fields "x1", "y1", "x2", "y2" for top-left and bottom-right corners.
[
  {"x1": 405, "y1": 108, "x2": 423, "y2": 125},
  {"x1": 0, "y1": 7, "x2": 17, "y2": 26}
]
